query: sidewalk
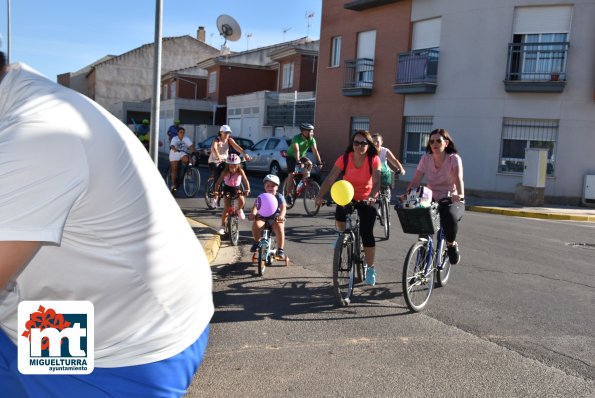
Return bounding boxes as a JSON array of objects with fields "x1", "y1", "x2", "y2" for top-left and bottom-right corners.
[{"x1": 184, "y1": 197, "x2": 595, "y2": 265}]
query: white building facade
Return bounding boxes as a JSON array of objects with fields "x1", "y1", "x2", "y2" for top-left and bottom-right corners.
[{"x1": 401, "y1": 0, "x2": 595, "y2": 204}]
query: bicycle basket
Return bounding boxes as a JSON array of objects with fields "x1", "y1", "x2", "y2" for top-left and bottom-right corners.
[{"x1": 396, "y1": 203, "x2": 440, "y2": 235}]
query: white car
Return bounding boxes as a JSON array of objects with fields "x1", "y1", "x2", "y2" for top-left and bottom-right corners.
[{"x1": 244, "y1": 136, "x2": 320, "y2": 180}]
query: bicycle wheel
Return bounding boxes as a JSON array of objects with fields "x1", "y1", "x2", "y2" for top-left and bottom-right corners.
[
  {"x1": 332, "y1": 233, "x2": 355, "y2": 306},
  {"x1": 268, "y1": 235, "x2": 277, "y2": 266},
  {"x1": 379, "y1": 197, "x2": 390, "y2": 240},
  {"x1": 402, "y1": 240, "x2": 434, "y2": 312},
  {"x1": 303, "y1": 180, "x2": 321, "y2": 216},
  {"x1": 257, "y1": 240, "x2": 269, "y2": 276},
  {"x1": 204, "y1": 177, "x2": 216, "y2": 209},
  {"x1": 229, "y1": 214, "x2": 240, "y2": 246},
  {"x1": 435, "y1": 239, "x2": 452, "y2": 287},
  {"x1": 282, "y1": 176, "x2": 296, "y2": 210},
  {"x1": 165, "y1": 167, "x2": 172, "y2": 189},
  {"x1": 183, "y1": 167, "x2": 200, "y2": 197}
]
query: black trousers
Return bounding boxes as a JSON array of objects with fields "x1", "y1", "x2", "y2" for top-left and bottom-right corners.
[
  {"x1": 335, "y1": 202, "x2": 377, "y2": 247},
  {"x1": 438, "y1": 200, "x2": 465, "y2": 243}
]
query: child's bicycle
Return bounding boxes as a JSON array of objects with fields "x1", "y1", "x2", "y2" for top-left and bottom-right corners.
[
  {"x1": 282, "y1": 163, "x2": 322, "y2": 216},
  {"x1": 252, "y1": 216, "x2": 289, "y2": 276},
  {"x1": 217, "y1": 190, "x2": 246, "y2": 246},
  {"x1": 165, "y1": 151, "x2": 200, "y2": 197},
  {"x1": 331, "y1": 200, "x2": 369, "y2": 306},
  {"x1": 395, "y1": 199, "x2": 453, "y2": 312}
]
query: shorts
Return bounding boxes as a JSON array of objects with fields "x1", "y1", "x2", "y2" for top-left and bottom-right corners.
[
  {"x1": 169, "y1": 150, "x2": 188, "y2": 162},
  {"x1": 0, "y1": 325, "x2": 210, "y2": 398}
]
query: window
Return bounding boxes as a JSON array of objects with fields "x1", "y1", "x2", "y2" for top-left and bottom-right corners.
[
  {"x1": 265, "y1": 138, "x2": 280, "y2": 150},
  {"x1": 170, "y1": 82, "x2": 176, "y2": 99},
  {"x1": 499, "y1": 118, "x2": 558, "y2": 176},
  {"x1": 282, "y1": 62, "x2": 294, "y2": 89},
  {"x1": 403, "y1": 116, "x2": 433, "y2": 164},
  {"x1": 330, "y1": 36, "x2": 341, "y2": 67},
  {"x1": 208, "y1": 71, "x2": 217, "y2": 93},
  {"x1": 356, "y1": 30, "x2": 376, "y2": 87},
  {"x1": 510, "y1": 6, "x2": 572, "y2": 80},
  {"x1": 350, "y1": 117, "x2": 370, "y2": 137}
]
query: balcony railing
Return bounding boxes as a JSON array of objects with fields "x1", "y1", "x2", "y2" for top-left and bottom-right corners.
[
  {"x1": 504, "y1": 41, "x2": 569, "y2": 93},
  {"x1": 393, "y1": 48, "x2": 439, "y2": 94},
  {"x1": 343, "y1": 58, "x2": 374, "y2": 96},
  {"x1": 344, "y1": 0, "x2": 402, "y2": 11}
]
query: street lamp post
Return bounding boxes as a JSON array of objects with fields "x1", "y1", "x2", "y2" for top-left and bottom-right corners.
[{"x1": 149, "y1": 0, "x2": 163, "y2": 165}]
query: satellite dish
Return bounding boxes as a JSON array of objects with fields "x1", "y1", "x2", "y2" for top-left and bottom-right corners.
[{"x1": 216, "y1": 15, "x2": 242, "y2": 45}]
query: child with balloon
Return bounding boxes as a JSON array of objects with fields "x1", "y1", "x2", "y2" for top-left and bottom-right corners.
[
  {"x1": 315, "y1": 130, "x2": 381, "y2": 286},
  {"x1": 248, "y1": 174, "x2": 287, "y2": 260}
]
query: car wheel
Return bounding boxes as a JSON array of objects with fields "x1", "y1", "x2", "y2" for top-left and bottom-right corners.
[{"x1": 269, "y1": 161, "x2": 281, "y2": 176}]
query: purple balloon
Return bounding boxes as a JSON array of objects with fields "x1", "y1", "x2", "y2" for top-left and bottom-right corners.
[{"x1": 255, "y1": 193, "x2": 278, "y2": 217}]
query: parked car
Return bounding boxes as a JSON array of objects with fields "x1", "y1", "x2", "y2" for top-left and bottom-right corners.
[
  {"x1": 195, "y1": 135, "x2": 254, "y2": 165},
  {"x1": 244, "y1": 136, "x2": 320, "y2": 181}
]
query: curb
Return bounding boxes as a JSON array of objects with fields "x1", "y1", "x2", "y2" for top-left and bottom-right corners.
[
  {"x1": 466, "y1": 206, "x2": 595, "y2": 222},
  {"x1": 186, "y1": 217, "x2": 222, "y2": 264}
]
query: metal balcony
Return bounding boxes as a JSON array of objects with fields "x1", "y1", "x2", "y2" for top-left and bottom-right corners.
[
  {"x1": 342, "y1": 58, "x2": 374, "y2": 97},
  {"x1": 393, "y1": 48, "x2": 439, "y2": 94},
  {"x1": 504, "y1": 41, "x2": 569, "y2": 93},
  {"x1": 344, "y1": 0, "x2": 402, "y2": 11}
]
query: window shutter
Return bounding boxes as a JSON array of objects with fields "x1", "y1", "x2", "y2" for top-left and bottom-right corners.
[
  {"x1": 412, "y1": 18, "x2": 441, "y2": 50},
  {"x1": 513, "y1": 6, "x2": 573, "y2": 34}
]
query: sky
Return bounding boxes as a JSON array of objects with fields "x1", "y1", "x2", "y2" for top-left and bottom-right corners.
[{"x1": 0, "y1": 0, "x2": 322, "y2": 81}]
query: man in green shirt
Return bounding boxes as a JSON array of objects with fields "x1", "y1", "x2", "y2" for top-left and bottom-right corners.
[{"x1": 285, "y1": 123, "x2": 323, "y2": 203}]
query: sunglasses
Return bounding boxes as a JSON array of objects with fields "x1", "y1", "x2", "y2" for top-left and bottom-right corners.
[
  {"x1": 429, "y1": 138, "x2": 446, "y2": 144},
  {"x1": 353, "y1": 140, "x2": 369, "y2": 147}
]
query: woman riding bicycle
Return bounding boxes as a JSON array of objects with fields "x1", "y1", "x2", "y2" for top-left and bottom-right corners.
[
  {"x1": 208, "y1": 124, "x2": 252, "y2": 188},
  {"x1": 372, "y1": 133, "x2": 406, "y2": 180},
  {"x1": 405, "y1": 128, "x2": 465, "y2": 264},
  {"x1": 169, "y1": 127, "x2": 195, "y2": 194},
  {"x1": 315, "y1": 130, "x2": 381, "y2": 286}
]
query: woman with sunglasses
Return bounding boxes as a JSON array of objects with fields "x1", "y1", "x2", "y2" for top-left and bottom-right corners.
[
  {"x1": 405, "y1": 128, "x2": 465, "y2": 264},
  {"x1": 315, "y1": 130, "x2": 381, "y2": 285}
]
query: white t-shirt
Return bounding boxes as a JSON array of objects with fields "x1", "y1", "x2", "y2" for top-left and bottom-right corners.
[
  {"x1": 0, "y1": 64, "x2": 213, "y2": 367},
  {"x1": 170, "y1": 135, "x2": 193, "y2": 154}
]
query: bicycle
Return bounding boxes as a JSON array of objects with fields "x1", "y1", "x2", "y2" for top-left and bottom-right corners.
[
  {"x1": 395, "y1": 200, "x2": 452, "y2": 312},
  {"x1": 282, "y1": 164, "x2": 322, "y2": 216},
  {"x1": 217, "y1": 190, "x2": 246, "y2": 246},
  {"x1": 332, "y1": 201, "x2": 369, "y2": 306},
  {"x1": 204, "y1": 162, "x2": 226, "y2": 209},
  {"x1": 165, "y1": 152, "x2": 200, "y2": 197},
  {"x1": 252, "y1": 216, "x2": 289, "y2": 276},
  {"x1": 376, "y1": 185, "x2": 391, "y2": 240}
]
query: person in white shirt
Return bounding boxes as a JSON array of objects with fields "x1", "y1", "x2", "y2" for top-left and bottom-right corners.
[
  {"x1": 169, "y1": 127, "x2": 196, "y2": 193},
  {"x1": 0, "y1": 52, "x2": 213, "y2": 397}
]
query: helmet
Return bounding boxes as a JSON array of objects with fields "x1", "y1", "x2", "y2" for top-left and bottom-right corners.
[
  {"x1": 174, "y1": 119, "x2": 181, "y2": 125},
  {"x1": 263, "y1": 174, "x2": 280, "y2": 186},
  {"x1": 219, "y1": 124, "x2": 232, "y2": 133},
  {"x1": 226, "y1": 153, "x2": 241, "y2": 165},
  {"x1": 299, "y1": 123, "x2": 314, "y2": 131},
  {"x1": 142, "y1": 119, "x2": 149, "y2": 125}
]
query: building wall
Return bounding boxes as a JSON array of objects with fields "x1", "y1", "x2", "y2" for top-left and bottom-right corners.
[
  {"x1": 298, "y1": 54, "x2": 318, "y2": 92},
  {"x1": 315, "y1": 0, "x2": 412, "y2": 169},
  {"x1": 93, "y1": 36, "x2": 219, "y2": 111},
  {"x1": 217, "y1": 66, "x2": 277, "y2": 104},
  {"x1": 406, "y1": 0, "x2": 595, "y2": 202}
]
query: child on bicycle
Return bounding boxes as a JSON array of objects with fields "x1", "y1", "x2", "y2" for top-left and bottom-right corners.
[
  {"x1": 248, "y1": 174, "x2": 287, "y2": 260},
  {"x1": 215, "y1": 153, "x2": 251, "y2": 235}
]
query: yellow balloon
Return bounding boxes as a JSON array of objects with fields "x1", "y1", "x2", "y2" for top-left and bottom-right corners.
[{"x1": 331, "y1": 180, "x2": 354, "y2": 206}]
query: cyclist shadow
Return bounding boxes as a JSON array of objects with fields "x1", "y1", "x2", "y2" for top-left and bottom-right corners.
[{"x1": 211, "y1": 259, "x2": 410, "y2": 324}]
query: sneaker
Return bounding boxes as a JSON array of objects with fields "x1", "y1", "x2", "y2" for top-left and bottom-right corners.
[
  {"x1": 250, "y1": 242, "x2": 259, "y2": 253},
  {"x1": 365, "y1": 267, "x2": 377, "y2": 286},
  {"x1": 238, "y1": 209, "x2": 246, "y2": 220},
  {"x1": 217, "y1": 225, "x2": 225, "y2": 235},
  {"x1": 276, "y1": 248, "x2": 286, "y2": 260},
  {"x1": 447, "y1": 243, "x2": 460, "y2": 265}
]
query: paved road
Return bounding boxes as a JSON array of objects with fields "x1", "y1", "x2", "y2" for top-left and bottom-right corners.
[{"x1": 180, "y1": 181, "x2": 595, "y2": 397}]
